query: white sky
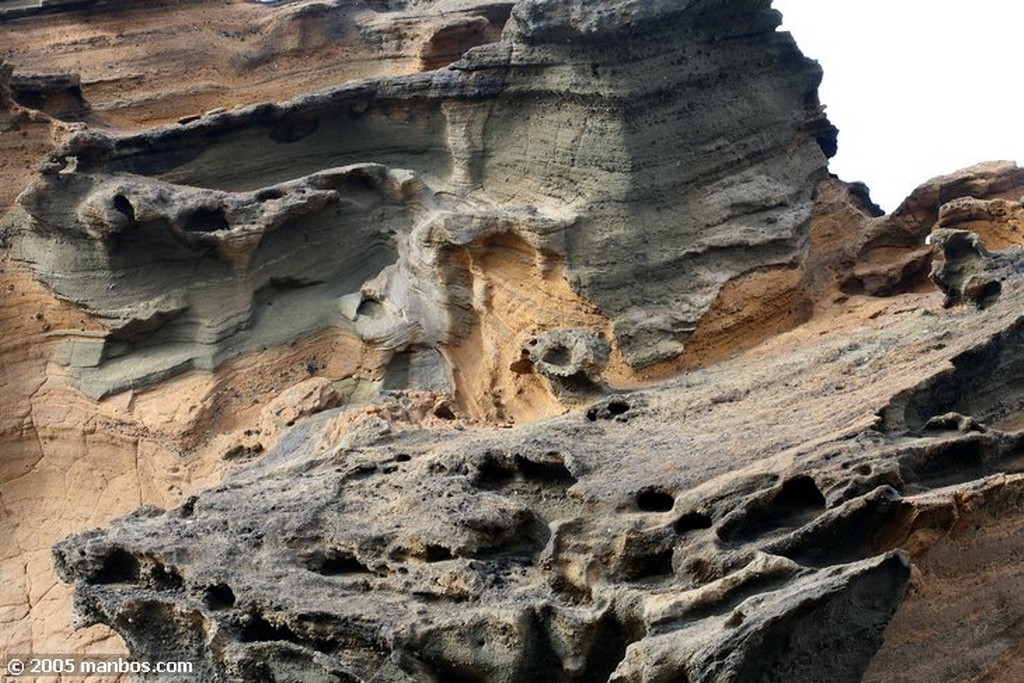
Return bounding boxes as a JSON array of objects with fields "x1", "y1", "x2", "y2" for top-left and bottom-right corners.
[{"x1": 774, "y1": 1, "x2": 1024, "y2": 212}]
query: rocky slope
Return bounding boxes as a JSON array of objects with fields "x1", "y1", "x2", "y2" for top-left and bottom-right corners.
[{"x1": 4, "y1": 0, "x2": 1024, "y2": 681}]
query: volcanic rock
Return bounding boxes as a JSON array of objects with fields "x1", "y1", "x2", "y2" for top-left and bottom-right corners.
[{"x1": 2, "y1": 0, "x2": 1024, "y2": 681}]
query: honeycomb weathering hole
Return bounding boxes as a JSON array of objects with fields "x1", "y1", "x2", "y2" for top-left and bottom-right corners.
[
  {"x1": 637, "y1": 489, "x2": 675, "y2": 512},
  {"x1": 183, "y1": 207, "x2": 229, "y2": 233},
  {"x1": 204, "y1": 583, "x2": 236, "y2": 610},
  {"x1": 93, "y1": 548, "x2": 141, "y2": 585},
  {"x1": 675, "y1": 511, "x2": 713, "y2": 533}
]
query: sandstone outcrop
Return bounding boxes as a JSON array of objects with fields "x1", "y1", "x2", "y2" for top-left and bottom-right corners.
[{"x1": 3, "y1": 0, "x2": 1024, "y2": 680}]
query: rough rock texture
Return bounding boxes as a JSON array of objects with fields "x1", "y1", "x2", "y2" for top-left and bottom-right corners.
[
  {"x1": 53, "y1": 246, "x2": 1024, "y2": 681},
  {"x1": 4, "y1": 0, "x2": 1024, "y2": 680}
]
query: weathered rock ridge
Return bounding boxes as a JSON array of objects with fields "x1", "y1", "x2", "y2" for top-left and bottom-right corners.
[{"x1": 3, "y1": 0, "x2": 1024, "y2": 681}]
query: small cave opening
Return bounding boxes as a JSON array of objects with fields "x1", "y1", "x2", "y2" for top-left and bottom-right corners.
[
  {"x1": 111, "y1": 194, "x2": 135, "y2": 222},
  {"x1": 239, "y1": 612, "x2": 303, "y2": 644},
  {"x1": 182, "y1": 207, "x2": 229, "y2": 233},
  {"x1": 674, "y1": 511, "x2": 713, "y2": 534},
  {"x1": 976, "y1": 280, "x2": 1003, "y2": 310},
  {"x1": 775, "y1": 476, "x2": 827, "y2": 511},
  {"x1": 581, "y1": 612, "x2": 645, "y2": 683},
  {"x1": 356, "y1": 297, "x2": 385, "y2": 318},
  {"x1": 900, "y1": 439, "x2": 987, "y2": 490},
  {"x1": 417, "y1": 11, "x2": 509, "y2": 72},
  {"x1": 626, "y1": 548, "x2": 675, "y2": 581},
  {"x1": 434, "y1": 404, "x2": 457, "y2": 420},
  {"x1": 204, "y1": 583, "x2": 237, "y2": 610},
  {"x1": 513, "y1": 454, "x2": 577, "y2": 486},
  {"x1": 608, "y1": 400, "x2": 630, "y2": 415},
  {"x1": 307, "y1": 549, "x2": 372, "y2": 576},
  {"x1": 92, "y1": 548, "x2": 141, "y2": 585},
  {"x1": 148, "y1": 562, "x2": 184, "y2": 590},
  {"x1": 424, "y1": 544, "x2": 454, "y2": 563},
  {"x1": 586, "y1": 398, "x2": 631, "y2": 422},
  {"x1": 636, "y1": 488, "x2": 675, "y2": 512},
  {"x1": 255, "y1": 187, "x2": 285, "y2": 201}
]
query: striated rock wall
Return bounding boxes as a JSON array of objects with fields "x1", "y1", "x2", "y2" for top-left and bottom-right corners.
[
  {"x1": 3, "y1": 0, "x2": 834, "y2": 411},
  {"x1": 6, "y1": 0, "x2": 1024, "y2": 680}
]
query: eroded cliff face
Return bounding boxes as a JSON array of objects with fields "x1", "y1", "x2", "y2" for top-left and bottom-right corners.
[{"x1": 5, "y1": 0, "x2": 1024, "y2": 680}]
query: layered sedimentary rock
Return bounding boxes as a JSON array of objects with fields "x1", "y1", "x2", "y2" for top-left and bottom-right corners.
[
  {"x1": 3, "y1": 0, "x2": 834, "y2": 408},
  {"x1": 5, "y1": 0, "x2": 1024, "y2": 680}
]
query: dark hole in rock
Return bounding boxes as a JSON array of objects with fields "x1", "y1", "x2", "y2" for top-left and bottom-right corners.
[
  {"x1": 93, "y1": 548, "x2": 141, "y2": 584},
  {"x1": 514, "y1": 454, "x2": 577, "y2": 485},
  {"x1": 608, "y1": 400, "x2": 630, "y2": 415},
  {"x1": 395, "y1": 453, "x2": 412, "y2": 463},
  {"x1": 111, "y1": 194, "x2": 135, "y2": 222},
  {"x1": 674, "y1": 511, "x2": 713, "y2": 533},
  {"x1": 840, "y1": 277, "x2": 865, "y2": 296},
  {"x1": 319, "y1": 550, "x2": 372, "y2": 576},
  {"x1": 776, "y1": 475, "x2": 826, "y2": 509},
  {"x1": 434, "y1": 404, "x2": 456, "y2": 420},
  {"x1": 509, "y1": 350, "x2": 534, "y2": 374},
  {"x1": 149, "y1": 562, "x2": 183, "y2": 590},
  {"x1": 424, "y1": 545, "x2": 453, "y2": 563},
  {"x1": 977, "y1": 280, "x2": 1002, "y2": 309},
  {"x1": 587, "y1": 399, "x2": 631, "y2": 421},
  {"x1": 475, "y1": 459, "x2": 515, "y2": 488},
  {"x1": 540, "y1": 343, "x2": 571, "y2": 367},
  {"x1": 239, "y1": 612, "x2": 303, "y2": 644},
  {"x1": 419, "y1": 9, "x2": 510, "y2": 72},
  {"x1": 356, "y1": 297, "x2": 385, "y2": 318},
  {"x1": 255, "y1": 188, "x2": 284, "y2": 201},
  {"x1": 637, "y1": 489, "x2": 675, "y2": 512},
  {"x1": 182, "y1": 207, "x2": 229, "y2": 233},
  {"x1": 178, "y1": 496, "x2": 198, "y2": 518},
  {"x1": 581, "y1": 612, "x2": 643, "y2": 683},
  {"x1": 628, "y1": 548, "x2": 675, "y2": 580},
  {"x1": 204, "y1": 583, "x2": 236, "y2": 610}
]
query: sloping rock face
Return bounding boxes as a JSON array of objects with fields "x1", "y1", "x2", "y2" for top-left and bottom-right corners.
[{"x1": 7, "y1": 0, "x2": 1024, "y2": 681}]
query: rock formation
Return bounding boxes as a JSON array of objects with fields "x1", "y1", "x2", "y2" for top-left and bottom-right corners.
[{"x1": 3, "y1": 0, "x2": 1024, "y2": 681}]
